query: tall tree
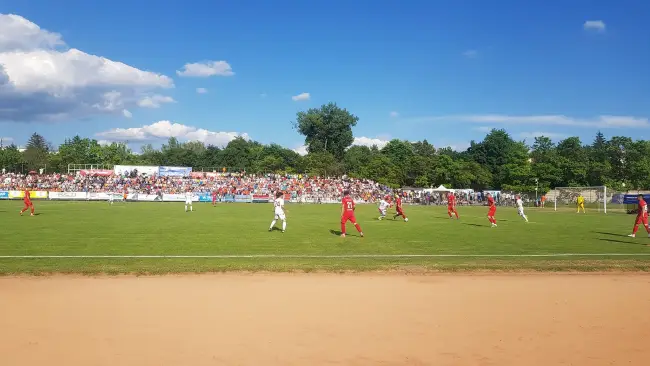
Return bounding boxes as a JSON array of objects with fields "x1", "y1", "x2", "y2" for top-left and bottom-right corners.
[
  {"x1": 23, "y1": 133, "x2": 50, "y2": 171},
  {"x1": 293, "y1": 102, "x2": 359, "y2": 159}
]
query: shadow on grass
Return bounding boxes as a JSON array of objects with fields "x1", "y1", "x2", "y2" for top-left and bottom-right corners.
[
  {"x1": 329, "y1": 229, "x2": 361, "y2": 237},
  {"x1": 596, "y1": 231, "x2": 629, "y2": 238},
  {"x1": 597, "y1": 238, "x2": 644, "y2": 245},
  {"x1": 462, "y1": 223, "x2": 485, "y2": 228},
  {"x1": 269, "y1": 227, "x2": 282, "y2": 232}
]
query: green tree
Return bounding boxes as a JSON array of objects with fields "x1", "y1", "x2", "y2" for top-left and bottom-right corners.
[
  {"x1": 0, "y1": 144, "x2": 23, "y2": 172},
  {"x1": 23, "y1": 133, "x2": 50, "y2": 171},
  {"x1": 556, "y1": 137, "x2": 588, "y2": 186},
  {"x1": 293, "y1": 102, "x2": 359, "y2": 159}
]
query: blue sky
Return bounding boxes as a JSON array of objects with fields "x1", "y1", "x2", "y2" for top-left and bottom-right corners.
[{"x1": 0, "y1": 0, "x2": 648, "y2": 153}]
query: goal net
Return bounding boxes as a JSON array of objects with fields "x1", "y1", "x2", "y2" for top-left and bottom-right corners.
[{"x1": 552, "y1": 186, "x2": 608, "y2": 213}]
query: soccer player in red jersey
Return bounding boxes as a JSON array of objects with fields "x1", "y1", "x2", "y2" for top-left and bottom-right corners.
[
  {"x1": 341, "y1": 190, "x2": 364, "y2": 238},
  {"x1": 628, "y1": 194, "x2": 650, "y2": 238},
  {"x1": 20, "y1": 188, "x2": 35, "y2": 216},
  {"x1": 392, "y1": 194, "x2": 409, "y2": 222},
  {"x1": 487, "y1": 193, "x2": 497, "y2": 227},
  {"x1": 211, "y1": 190, "x2": 218, "y2": 206},
  {"x1": 447, "y1": 192, "x2": 459, "y2": 219}
]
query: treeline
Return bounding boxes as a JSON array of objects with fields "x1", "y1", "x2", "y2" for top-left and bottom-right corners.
[{"x1": 1, "y1": 103, "x2": 648, "y2": 191}]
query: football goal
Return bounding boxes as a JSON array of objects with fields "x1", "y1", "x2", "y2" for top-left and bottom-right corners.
[{"x1": 553, "y1": 186, "x2": 609, "y2": 213}]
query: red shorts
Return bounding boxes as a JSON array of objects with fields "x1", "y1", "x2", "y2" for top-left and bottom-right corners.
[
  {"x1": 341, "y1": 213, "x2": 357, "y2": 224},
  {"x1": 448, "y1": 205, "x2": 454, "y2": 211},
  {"x1": 397, "y1": 208, "x2": 404, "y2": 215},
  {"x1": 488, "y1": 207, "x2": 496, "y2": 216},
  {"x1": 23, "y1": 200, "x2": 32, "y2": 206},
  {"x1": 636, "y1": 214, "x2": 648, "y2": 226}
]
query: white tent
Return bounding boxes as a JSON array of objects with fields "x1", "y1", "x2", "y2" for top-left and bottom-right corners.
[{"x1": 431, "y1": 185, "x2": 454, "y2": 192}]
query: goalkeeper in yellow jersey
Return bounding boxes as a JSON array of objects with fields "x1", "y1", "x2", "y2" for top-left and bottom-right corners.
[{"x1": 576, "y1": 194, "x2": 585, "y2": 213}]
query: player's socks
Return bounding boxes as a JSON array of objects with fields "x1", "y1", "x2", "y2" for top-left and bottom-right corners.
[
  {"x1": 190, "y1": 205, "x2": 193, "y2": 212},
  {"x1": 270, "y1": 220, "x2": 277, "y2": 230},
  {"x1": 455, "y1": 212, "x2": 459, "y2": 219},
  {"x1": 282, "y1": 221, "x2": 286, "y2": 232},
  {"x1": 354, "y1": 223, "x2": 362, "y2": 233},
  {"x1": 184, "y1": 205, "x2": 188, "y2": 212}
]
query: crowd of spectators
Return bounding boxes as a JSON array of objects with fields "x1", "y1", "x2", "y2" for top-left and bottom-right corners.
[{"x1": 0, "y1": 172, "x2": 391, "y2": 203}]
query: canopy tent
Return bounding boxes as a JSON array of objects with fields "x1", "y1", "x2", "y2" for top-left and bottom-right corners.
[{"x1": 430, "y1": 185, "x2": 454, "y2": 192}]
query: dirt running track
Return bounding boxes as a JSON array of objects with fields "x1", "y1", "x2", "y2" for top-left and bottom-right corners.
[{"x1": 1, "y1": 274, "x2": 650, "y2": 366}]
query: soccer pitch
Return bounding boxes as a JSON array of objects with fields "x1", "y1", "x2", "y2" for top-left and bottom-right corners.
[{"x1": 1, "y1": 201, "x2": 649, "y2": 274}]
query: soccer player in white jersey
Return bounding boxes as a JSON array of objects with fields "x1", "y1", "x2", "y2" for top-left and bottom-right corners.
[
  {"x1": 269, "y1": 191, "x2": 287, "y2": 233},
  {"x1": 378, "y1": 196, "x2": 391, "y2": 220},
  {"x1": 184, "y1": 189, "x2": 193, "y2": 212},
  {"x1": 108, "y1": 192, "x2": 114, "y2": 205},
  {"x1": 516, "y1": 195, "x2": 529, "y2": 222}
]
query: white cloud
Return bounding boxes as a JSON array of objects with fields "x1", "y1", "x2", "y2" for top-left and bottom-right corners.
[
  {"x1": 96, "y1": 139, "x2": 111, "y2": 146},
  {"x1": 293, "y1": 145, "x2": 308, "y2": 156},
  {"x1": 463, "y1": 49, "x2": 478, "y2": 58},
  {"x1": 519, "y1": 132, "x2": 568, "y2": 140},
  {"x1": 176, "y1": 61, "x2": 234, "y2": 77},
  {"x1": 96, "y1": 120, "x2": 250, "y2": 148},
  {"x1": 196, "y1": 87, "x2": 208, "y2": 94},
  {"x1": 353, "y1": 136, "x2": 389, "y2": 149},
  {"x1": 410, "y1": 114, "x2": 649, "y2": 128},
  {"x1": 584, "y1": 20, "x2": 606, "y2": 32},
  {"x1": 122, "y1": 109, "x2": 132, "y2": 118},
  {"x1": 474, "y1": 126, "x2": 493, "y2": 133},
  {"x1": 389, "y1": 111, "x2": 399, "y2": 118},
  {"x1": 0, "y1": 136, "x2": 13, "y2": 144},
  {"x1": 137, "y1": 94, "x2": 175, "y2": 108},
  {"x1": 291, "y1": 92, "x2": 310, "y2": 101},
  {"x1": 0, "y1": 13, "x2": 174, "y2": 122}
]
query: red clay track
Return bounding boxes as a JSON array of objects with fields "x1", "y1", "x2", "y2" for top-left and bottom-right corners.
[{"x1": 1, "y1": 273, "x2": 649, "y2": 365}]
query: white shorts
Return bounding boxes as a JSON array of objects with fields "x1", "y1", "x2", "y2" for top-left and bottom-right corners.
[
  {"x1": 275, "y1": 213, "x2": 286, "y2": 221},
  {"x1": 379, "y1": 208, "x2": 387, "y2": 216},
  {"x1": 518, "y1": 208, "x2": 525, "y2": 216},
  {"x1": 185, "y1": 199, "x2": 193, "y2": 205}
]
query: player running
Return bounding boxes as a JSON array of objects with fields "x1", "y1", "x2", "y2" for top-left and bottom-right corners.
[
  {"x1": 211, "y1": 190, "x2": 218, "y2": 206},
  {"x1": 378, "y1": 196, "x2": 391, "y2": 220},
  {"x1": 487, "y1": 193, "x2": 497, "y2": 227},
  {"x1": 392, "y1": 194, "x2": 408, "y2": 222},
  {"x1": 269, "y1": 191, "x2": 287, "y2": 233},
  {"x1": 576, "y1": 194, "x2": 585, "y2": 213},
  {"x1": 184, "y1": 189, "x2": 194, "y2": 212},
  {"x1": 628, "y1": 194, "x2": 650, "y2": 238},
  {"x1": 515, "y1": 195, "x2": 529, "y2": 222},
  {"x1": 447, "y1": 192, "x2": 459, "y2": 219},
  {"x1": 341, "y1": 190, "x2": 364, "y2": 238},
  {"x1": 19, "y1": 188, "x2": 35, "y2": 216}
]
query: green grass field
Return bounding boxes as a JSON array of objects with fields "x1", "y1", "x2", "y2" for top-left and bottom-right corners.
[{"x1": 1, "y1": 201, "x2": 649, "y2": 274}]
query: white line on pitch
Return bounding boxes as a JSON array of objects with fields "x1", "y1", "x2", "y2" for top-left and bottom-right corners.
[{"x1": 0, "y1": 254, "x2": 649, "y2": 259}]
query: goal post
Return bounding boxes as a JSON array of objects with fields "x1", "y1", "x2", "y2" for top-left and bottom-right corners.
[{"x1": 553, "y1": 186, "x2": 608, "y2": 213}]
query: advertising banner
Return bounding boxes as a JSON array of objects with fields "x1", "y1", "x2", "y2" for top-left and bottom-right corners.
[
  {"x1": 9, "y1": 190, "x2": 48, "y2": 199},
  {"x1": 223, "y1": 194, "x2": 235, "y2": 203},
  {"x1": 135, "y1": 194, "x2": 162, "y2": 202},
  {"x1": 234, "y1": 195, "x2": 251, "y2": 203},
  {"x1": 162, "y1": 193, "x2": 198, "y2": 202},
  {"x1": 87, "y1": 192, "x2": 110, "y2": 200},
  {"x1": 198, "y1": 194, "x2": 213, "y2": 202},
  {"x1": 159, "y1": 166, "x2": 192, "y2": 177},
  {"x1": 0, "y1": 191, "x2": 9, "y2": 199},
  {"x1": 114, "y1": 165, "x2": 159, "y2": 176},
  {"x1": 252, "y1": 194, "x2": 270, "y2": 203},
  {"x1": 79, "y1": 169, "x2": 114, "y2": 177},
  {"x1": 50, "y1": 192, "x2": 87, "y2": 200}
]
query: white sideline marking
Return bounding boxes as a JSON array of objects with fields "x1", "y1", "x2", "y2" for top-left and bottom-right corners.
[{"x1": 0, "y1": 254, "x2": 649, "y2": 259}]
